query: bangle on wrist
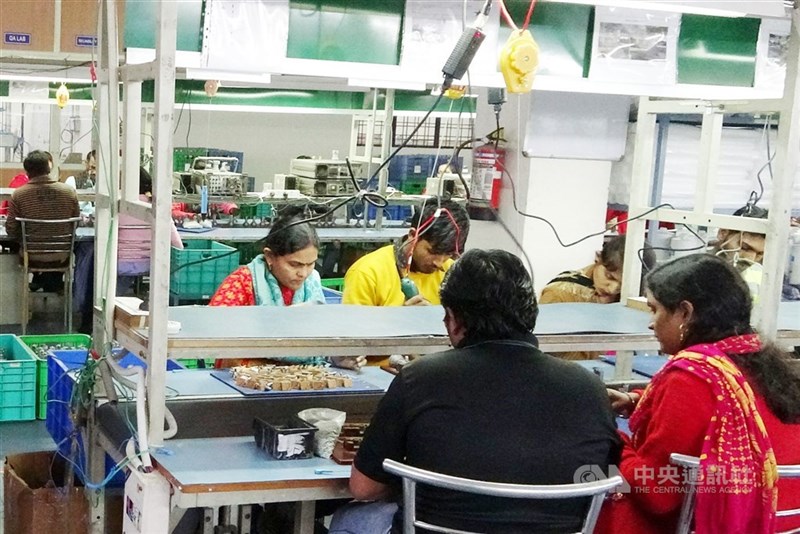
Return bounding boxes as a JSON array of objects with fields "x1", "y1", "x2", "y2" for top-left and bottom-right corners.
[{"x1": 625, "y1": 392, "x2": 637, "y2": 407}]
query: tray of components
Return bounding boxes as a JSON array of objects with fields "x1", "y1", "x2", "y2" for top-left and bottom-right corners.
[{"x1": 210, "y1": 365, "x2": 384, "y2": 397}]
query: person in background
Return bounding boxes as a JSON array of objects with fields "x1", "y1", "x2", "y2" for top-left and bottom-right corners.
[
  {"x1": 343, "y1": 197, "x2": 470, "y2": 307},
  {"x1": 209, "y1": 206, "x2": 363, "y2": 370},
  {"x1": 331, "y1": 249, "x2": 620, "y2": 534},
  {"x1": 710, "y1": 203, "x2": 799, "y2": 301},
  {"x1": 540, "y1": 235, "x2": 654, "y2": 305},
  {"x1": 600, "y1": 254, "x2": 800, "y2": 534},
  {"x1": 6, "y1": 150, "x2": 79, "y2": 293},
  {"x1": 0, "y1": 172, "x2": 29, "y2": 217},
  {"x1": 539, "y1": 235, "x2": 655, "y2": 360},
  {"x1": 117, "y1": 167, "x2": 184, "y2": 292},
  {"x1": 64, "y1": 149, "x2": 97, "y2": 215}
]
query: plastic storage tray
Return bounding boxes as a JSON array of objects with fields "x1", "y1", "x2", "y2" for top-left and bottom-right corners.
[
  {"x1": 20, "y1": 333, "x2": 91, "y2": 420},
  {"x1": 322, "y1": 287, "x2": 343, "y2": 305},
  {"x1": 0, "y1": 335, "x2": 37, "y2": 422},
  {"x1": 170, "y1": 241, "x2": 240, "y2": 301},
  {"x1": 253, "y1": 416, "x2": 317, "y2": 460}
]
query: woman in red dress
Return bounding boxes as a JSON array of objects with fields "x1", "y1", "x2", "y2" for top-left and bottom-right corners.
[{"x1": 600, "y1": 254, "x2": 800, "y2": 534}]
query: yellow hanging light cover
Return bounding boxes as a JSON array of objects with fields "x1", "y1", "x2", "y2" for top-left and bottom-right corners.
[
  {"x1": 55, "y1": 83, "x2": 70, "y2": 108},
  {"x1": 499, "y1": 29, "x2": 539, "y2": 94}
]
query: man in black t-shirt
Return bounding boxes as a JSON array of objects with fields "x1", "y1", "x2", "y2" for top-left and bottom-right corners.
[{"x1": 331, "y1": 249, "x2": 621, "y2": 534}]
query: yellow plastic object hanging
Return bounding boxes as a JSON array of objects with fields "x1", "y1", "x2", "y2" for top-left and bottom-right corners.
[
  {"x1": 55, "y1": 83, "x2": 70, "y2": 108},
  {"x1": 444, "y1": 85, "x2": 467, "y2": 100},
  {"x1": 499, "y1": 29, "x2": 539, "y2": 94}
]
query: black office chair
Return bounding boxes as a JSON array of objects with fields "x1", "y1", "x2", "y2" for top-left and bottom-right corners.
[{"x1": 383, "y1": 459, "x2": 623, "y2": 534}]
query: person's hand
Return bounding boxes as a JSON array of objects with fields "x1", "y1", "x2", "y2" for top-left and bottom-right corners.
[
  {"x1": 330, "y1": 356, "x2": 366, "y2": 370},
  {"x1": 403, "y1": 295, "x2": 430, "y2": 306},
  {"x1": 608, "y1": 388, "x2": 638, "y2": 417}
]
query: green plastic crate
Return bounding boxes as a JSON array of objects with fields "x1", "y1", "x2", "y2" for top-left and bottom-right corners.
[
  {"x1": 0, "y1": 335, "x2": 38, "y2": 422},
  {"x1": 177, "y1": 358, "x2": 216, "y2": 369},
  {"x1": 20, "y1": 334, "x2": 92, "y2": 420},
  {"x1": 401, "y1": 180, "x2": 426, "y2": 195},
  {"x1": 237, "y1": 203, "x2": 273, "y2": 219},
  {"x1": 173, "y1": 147, "x2": 208, "y2": 172},
  {"x1": 321, "y1": 277, "x2": 345, "y2": 291},
  {"x1": 170, "y1": 241, "x2": 240, "y2": 300}
]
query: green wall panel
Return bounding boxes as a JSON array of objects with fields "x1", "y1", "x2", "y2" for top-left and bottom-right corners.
[
  {"x1": 499, "y1": 1, "x2": 593, "y2": 78},
  {"x1": 0, "y1": 81, "x2": 9, "y2": 97},
  {"x1": 287, "y1": 0, "x2": 404, "y2": 65},
  {"x1": 175, "y1": 82, "x2": 365, "y2": 109},
  {"x1": 677, "y1": 15, "x2": 760, "y2": 87},
  {"x1": 124, "y1": 0, "x2": 203, "y2": 52}
]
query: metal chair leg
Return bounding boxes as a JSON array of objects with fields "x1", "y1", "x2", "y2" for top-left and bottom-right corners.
[{"x1": 21, "y1": 269, "x2": 29, "y2": 335}]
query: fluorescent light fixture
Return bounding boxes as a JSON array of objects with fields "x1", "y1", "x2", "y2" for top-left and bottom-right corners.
[
  {"x1": 544, "y1": 0, "x2": 787, "y2": 18},
  {"x1": 348, "y1": 78, "x2": 427, "y2": 91},
  {"x1": 182, "y1": 68, "x2": 271, "y2": 85},
  {"x1": 0, "y1": 73, "x2": 92, "y2": 84}
]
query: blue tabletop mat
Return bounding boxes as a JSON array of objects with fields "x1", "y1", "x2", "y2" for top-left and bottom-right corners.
[
  {"x1": 601, "y1": 355, "x2": 669, "y2": 378},
  {"x1": 210, "y1": 369, "x2": 384, "y2": 397}
]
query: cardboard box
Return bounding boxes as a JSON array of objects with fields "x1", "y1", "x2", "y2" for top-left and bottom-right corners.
[{"x1": 4, "y1": 451, "x2": 88, "y2": 534}]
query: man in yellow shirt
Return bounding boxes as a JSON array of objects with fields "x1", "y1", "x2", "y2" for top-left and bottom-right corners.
[{"x1": 343, "y1": 198, "x2": 470, "y2": 307}]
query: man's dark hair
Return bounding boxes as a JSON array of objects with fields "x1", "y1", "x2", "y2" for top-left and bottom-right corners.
[
  {"x1": 139, "y1": 167, "x2": 152, "y2": 196},
  {"x1": 86, "y1": 149, "x2": 97, "y2": 162},
  {"x1": 440, "y1": 249, "x2": 537, "y2": 339},
  {"x1": 263, "y1": 206, "x2": 320, "y2": 257},
  {"x1": 646, "y1": 253, "x2": 800, "y2": 422},
  {"x1": 23, "y1": 150, "x2": 52, "y2": 178},
  {"x1": 410, "y1": 198, "x2": 470, "y2": 255}
]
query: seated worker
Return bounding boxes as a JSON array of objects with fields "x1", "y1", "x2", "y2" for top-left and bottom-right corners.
[
  {"x1": 5, "y1": 150, "x2": 79, "y2": 293},
  {"x1": 64, "y1": 149, "x2": 97, "y2": 215},
  {"x1": 343, "y1": 197, "x2": 470, "y2": 307},
  {"x1": 118, "y1": 167, "x2": 184, "y2": 280},
  {"x1": 709, "y1": 202, "x2": 799, "y2": 301},
  {"x1": 331, "y1": 249, "x2": 621, "y2": 533},
  {"x1": 209, "y1": 206, "x2": 363, "y2": 370},
  {"x1": 539, "y1": 235, "x2": 655, "y2": 360},
  {"x1": 540, "y1": 235, "x2": 654, "y2": 305},
  {"x1": 599, "y1": 254, "x2": 800, "y2": 533}
]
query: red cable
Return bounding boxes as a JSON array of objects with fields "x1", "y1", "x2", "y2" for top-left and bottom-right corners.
[{"x1": 522, "y1": 0, "x2": 537, "y2": 30}]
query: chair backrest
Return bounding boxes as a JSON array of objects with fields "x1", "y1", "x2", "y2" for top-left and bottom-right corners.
[
  {"x1": 18, "y1": 217, "x2": 81, "y2": 270},
  {"x1": 670, "y1": 453, "x2": 800, "y2": 534},
  {"x1": 382, "y1": 459, "x2": 622, "y2": 534}
]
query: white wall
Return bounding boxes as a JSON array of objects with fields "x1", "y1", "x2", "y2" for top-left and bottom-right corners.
[
  {"x1": 171, "y1": 110, "x2": 354, "y2": 190},
  {"x1": 523, "y1": 158, "x2": 613, "y2": 293}
]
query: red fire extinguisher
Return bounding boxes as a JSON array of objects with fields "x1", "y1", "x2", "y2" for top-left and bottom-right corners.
[{"x1": 471, "y1": 139, "x2": 505, "y2": 209}]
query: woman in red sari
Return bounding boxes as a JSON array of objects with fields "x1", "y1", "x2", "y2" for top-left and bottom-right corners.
[{"x1": 600, "y1": 254, "x2": 800, "y2": 534}]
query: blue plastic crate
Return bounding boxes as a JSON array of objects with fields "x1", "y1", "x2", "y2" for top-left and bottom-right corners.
[
  {"x1": 0, "y1": 335, "x2": 37, "y2": 422},
  {"x1": 170, "y1": 241, "x2": 240, "y2": 300},
  {"x1": 388, "y1": 155, "x2": 462, "y2": 187},
  {"x1": 367, "y1": 204, "x2": 412, "y2": 222},
  {"x1": 45, "y1": 350, "x2": 181, "y2": 487}
]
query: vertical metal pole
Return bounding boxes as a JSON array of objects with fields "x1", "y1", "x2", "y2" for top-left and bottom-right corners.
[
  {"x1": 620, "y1": 97, "x2": 656, "y2": 302},
  {"x1": 647, "y1": 116, "x2": 670, "y2": 237},
  {"x1": 146, "y1": 0, "x2": 178, "y2": 447},
  {"x1": 95, "y1": 0, "x2": 121, "y2": 347},
  {"x1": 757, "y1": 7, "x2": 800, "y2": 338},
  {"x1": 694, "y1": 109, "x2": 724, "y2": 215},
  {"x1": 376, "y1": 89, "x2": 395, "y2": 231},
  {"x1": 49, "y1": 105, "x2": 61, "y2": 179},
  {"x1": 122, "y1": 82, "x2": 143, "y2": 203}
]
